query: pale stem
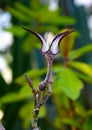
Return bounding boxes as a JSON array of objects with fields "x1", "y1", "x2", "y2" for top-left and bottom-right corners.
[
  {"x1": 45, "y1": 58, "x2": 53, "y2": 84},
  {"x1": 38, "y1": 56, "x2": 53, "y2": 91}
]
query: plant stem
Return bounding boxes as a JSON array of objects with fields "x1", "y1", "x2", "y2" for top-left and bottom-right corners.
[
  {"x1": 24, "y1": 54, "x2": 54, "y2": 130},
  {"x1": 38, "y1": 56, "x2": 53, "y2": 91},
  {"x1": 45, "y1": 58, "x2": 53, "y2": 84},
  {"x1": 31, "y1": 108, "x2": 40, "y2": 130}
]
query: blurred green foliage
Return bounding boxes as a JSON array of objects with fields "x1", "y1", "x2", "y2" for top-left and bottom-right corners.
[{"x1": 0, "y1": 0, "x2": 92, "y2": 130}]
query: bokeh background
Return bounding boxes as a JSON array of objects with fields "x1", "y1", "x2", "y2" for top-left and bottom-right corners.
[{"x1": 0, "y1": 0, "x2": 92, "y2": 130}]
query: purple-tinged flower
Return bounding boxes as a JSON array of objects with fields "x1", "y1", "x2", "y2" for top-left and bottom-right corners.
[
  {"x1": 22, "y1": 27, "x2": 75, "y2": 58},
  {"x1": 23, "y1": 27, "x2": 75, "y2": 91}
]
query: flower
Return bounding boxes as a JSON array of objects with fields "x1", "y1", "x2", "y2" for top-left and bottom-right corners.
[
  {"x1": 23, "y1": 27, "x2": 75, "y2": 91},
  {"x1": 22, "y1": 27, "x2": 75, "y2": 57}
]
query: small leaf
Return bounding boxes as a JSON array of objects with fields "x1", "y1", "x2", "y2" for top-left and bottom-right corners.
[
  {"x1": 59, "y1": 92, "x2": 70, "y2": 108},
  {"x1": 15, "y1": 68, "x2": 46, "y2": 85},
  {"x1": 40, "y1": 13, "x2": 76, "y2": 25},
  {"x1": 19, "y1": 84, "x2": 32, "y2": 94},
  {"x1": 7, "y1": 7, "x2": 30, "y2": 22},
  {"x1": 74, "y1": 101, "x2": 86, "y2": 116},
  {"x1": 39, "y1": 105, "x2": 46, "y2": 117},
  {"x1": 0, "y1": 89, "x2": 32, "y2": 103},
  {"x1": 19, "y1": 101, "x2": 46, "y2": 128},
  {"x1": 54, "y1": 116, "x2": 62, "y2": 128},
  {"x1": 69, "y1": 44, "x2": 92, "y2": 60},
  {"x1": 76, "y1": 72, "x2": 92, "y2": 84},
  {"x1": 22, "y1": 35, "x2": 35, "y2": 53},
  {"x1": 19, "y1": 102, "x2": 34, "y2": 128},
  {"x1": 38, "y1": 6, "x2": 76, "y2": 25},
  {"x1": 14, "y1": 2, "x2": 36, "y2": 18},
  {"x1": 69, "y1": 61, "x2": 92, "y2": 77},
  {"x1": 0, "y1": 83, "x2": 34, "y2": 104},
  {"x1": 84, "y1": 110, "x2": 92, "y2": 117},
  {"x1": 83, "y1": 116, "x2": 92, "y2": 130},
  {"x1": 58, "y1": 67, "x2": 83, "y2": 100},
  {"x1": 4, "y1": 26, "x2": 26, "y2": 36},
  {"x1": 62, "y1": 118, "x2": 79, "y2": 127}
]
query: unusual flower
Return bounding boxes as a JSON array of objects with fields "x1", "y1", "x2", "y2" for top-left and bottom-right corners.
[
  {"x1": 23, "y1": 27, "x2": 75, "y2": 91},
  {"x1": 22, "y1": 27, "x2": 75, "y2": 58}
]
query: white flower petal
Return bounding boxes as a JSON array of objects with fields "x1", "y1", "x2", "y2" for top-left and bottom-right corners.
[
  {"x1": 41, "y1": 43, "x2": 49, "y2": 52},
  {"x1": 50, "y1": 30, "x2": 75, "y2": 54},
  {"x1": 22, "y1": 27, "x2": 49, "y2": 52},
  {"x1": 36, "y1": 33, "x2": 49, "y2": 52},
  {"x1": 23, "y1": 27, "x2": 75, "y2": 54},
  {"x1": 50, "y1": 35, "x2": 63, "y2": 54}
]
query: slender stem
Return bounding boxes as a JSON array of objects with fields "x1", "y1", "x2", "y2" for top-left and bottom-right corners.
[
  {"x1": 45, "y1": 58, "x2": 53, "y2": 84},
  {"x1": 31, "y1": 108, "x2": 40, "y2": 130},
  {"x1": 39, "y1": 91, "x2": 45, "y2": 103},
  {"x1": 24, "y1": 54, "x2": 54, "y2": 130},
  {"x1": 24, "y1": 74, "x2": 35, "y2": 94},
  {"x1": 24, "y1": 74, "x2": 40, "y2": 129},
  {"x1": 38, "y1": 56, "x2": 53, "y2": 91}
]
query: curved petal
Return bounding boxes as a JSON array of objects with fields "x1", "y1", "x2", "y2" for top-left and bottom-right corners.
[
  {"x1": 50, "y1": 30, "x2": 75, "y2": 54},
  {"x1": 22, "y1": 27, "x2": 49, "y2": 52}
]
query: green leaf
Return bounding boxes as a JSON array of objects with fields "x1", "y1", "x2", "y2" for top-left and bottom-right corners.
[
  {"x1": 22, "y1": 34, "x2": 40, "y2": 53},
  {"x1": 0, "y1": 91, "x2": 31, "y2": 103},
  {"x1": 76, "y1": 72, "x2": 92, "y2": 84},
  {"x1": 58, "y1": 67, "x2": 83, "y2": 100},
  {"x1": 39, "y1": 105, "x2": 46, "y2": 117},
  {"x1": 19, "y1": 84, "x2": 32, "y2": 95},
  {"x1": 74, "y1": 101, "x2": 86, "y2": 116},
  {"x1": 19, "y1": 101, "x2": 46, "y2": 128},
  {"x1": 15, "y1": 68, "x2": 46, "y2": 85},
  {"x1": 14, "y1": 2, "x2": 36, "y2": 18},
  {"x1": 7, "y1": 7, "x2": 30, "y2": 22},
  {"x1": 19, "y1": 102, "x2": 34, "y2": 128},
  {"x1": 22, "y1": 35, "x2": 35, "y2": 53},
  {"x1": 59, "y1": 93, "x2": 70, "y2": 108},
  {"x1": 84, "y1": 110, "x2": 92, "y2": 117},
  {"x1": 62, "y1": 118, "x2": 80, "y2": 127},
  {"x1": 69, "y1": 44, "x2": 92, "y2": 60},
  {"x1": 39, "y1": 7, "x2": 76, "y2": 25},
  {"x1": 0, "y1": 84, "x2": 32, "y2": 103},
  {"x1": 4, "y1": 26, "x2": 26, "y2": 37},
  {"x1": 54, "y1": 116, "x2": 62, "y2": 128},
  {"x1": 69, "y1": 61, "x2": 92, "y2": 77},
  {"x1": 83, "y1": 116, "x2": 92, "y2": 130},
  {"x1": 40, "y1": 14, "x2": 76, "y2": 25}
]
